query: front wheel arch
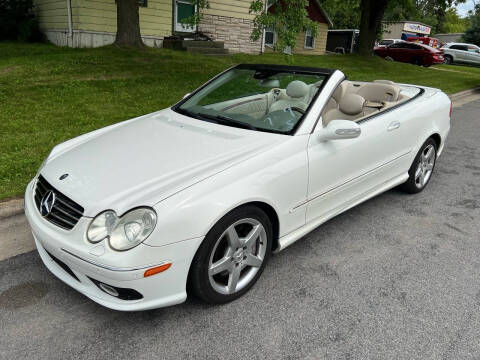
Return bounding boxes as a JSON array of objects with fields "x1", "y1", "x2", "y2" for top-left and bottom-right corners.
[
  {"x1": 187, "y1": 204, "x2": 274, "y2": 303},
  {"x1": 429, "y1": 133, "x2": 442, "y2": 150}
]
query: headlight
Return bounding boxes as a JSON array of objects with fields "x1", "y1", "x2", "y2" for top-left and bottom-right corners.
[{"x1": 87, "y1": 208, "x2": 157, "y2": 251}]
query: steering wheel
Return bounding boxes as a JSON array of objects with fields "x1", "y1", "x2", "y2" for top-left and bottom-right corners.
[{"x1": 289, "y1": 107, "x2": 305, "y2": 115}]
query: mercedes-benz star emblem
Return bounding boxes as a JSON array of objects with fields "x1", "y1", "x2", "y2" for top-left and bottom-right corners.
[{"x1": 40, "y1": 190, "x2": 56, "y2": 217}]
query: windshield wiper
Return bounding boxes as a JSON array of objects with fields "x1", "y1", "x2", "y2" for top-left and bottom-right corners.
[{"x1": 196, "y1": 112, "x2": 257, "y2": 131}]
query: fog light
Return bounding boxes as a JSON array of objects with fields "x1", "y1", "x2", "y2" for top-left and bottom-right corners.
[{"x1": 99, "y1": 282, "x2": 119, "y2": 297}]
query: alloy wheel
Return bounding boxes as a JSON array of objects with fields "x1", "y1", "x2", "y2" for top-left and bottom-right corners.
[
  {"x1": 414, "y1": 144, "x2": 435, "y2": 188},
  {"x1": 208, "y1": 218, "x2": 267, "y2": 295}
]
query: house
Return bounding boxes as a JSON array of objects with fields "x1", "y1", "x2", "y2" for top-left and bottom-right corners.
[
  {"x1": 34, "y1": 0, "x2": 332, "y2": 54},
  {"x1": 263, "y1": 0, "x2": 332, "y2": 55}
]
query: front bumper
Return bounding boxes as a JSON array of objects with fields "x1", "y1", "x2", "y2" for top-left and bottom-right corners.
[{"x1": 25, "y1": 179, "x2": 203, "y2": 311}]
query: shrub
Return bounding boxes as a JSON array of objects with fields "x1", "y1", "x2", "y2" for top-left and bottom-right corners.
[
  {"x1": 0, "y1": 0, "x2": 44, "y2": 42},
  {"x1": 463, "y1": 16, "x2": 480, "y2": 46}
]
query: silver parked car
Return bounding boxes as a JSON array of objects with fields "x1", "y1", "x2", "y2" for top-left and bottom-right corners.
[
  {"x1": 377, "y1": 38, "x2": 403, "y2": 47},
  {"x1": 442, "y1": 42, "x2": 480, "y2": 65}
]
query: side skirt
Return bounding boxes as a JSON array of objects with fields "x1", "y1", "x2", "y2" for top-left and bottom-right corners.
[{"x1": 275, "y1": 172, "x2": 409, "y2": 252}]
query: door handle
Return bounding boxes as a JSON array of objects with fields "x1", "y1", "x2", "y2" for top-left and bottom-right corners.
[{"x1": 387, "y1": 121, "x2": 400, "y2": 131}]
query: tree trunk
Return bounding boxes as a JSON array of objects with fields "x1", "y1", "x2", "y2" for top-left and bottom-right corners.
[
  {"x1": 357, "y1": 0, "x2": 388, "y2": 55},
  {"x1": 114, "y1": 0, "x2": 144, "y2": 47}
]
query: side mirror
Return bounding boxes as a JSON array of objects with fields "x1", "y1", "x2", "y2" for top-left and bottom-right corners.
[
  {"x1": 183, "y1": 93, "x2": 191, "y2": 99},
  {"x1": 318, "y1": 120, "x2": 361, "y2": 141}
]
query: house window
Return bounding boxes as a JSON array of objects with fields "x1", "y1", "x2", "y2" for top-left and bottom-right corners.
[
  {"x1": 175, "y1": 0, "x2": 196, "y2": 32},
  {"x1": 305, "y1": 29, "x2": 315, "y2": 49},
  {"x1": 138, "y1": 0, "x2": 147, "y2": 7},
  {"x1": 265, "y1": 26, "x2": 275, "y2": 47}
]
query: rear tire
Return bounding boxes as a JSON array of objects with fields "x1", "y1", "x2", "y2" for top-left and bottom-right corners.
[
  {"x1": 188, "y1": 205, "x2": 272, "y2": 304},
  {"x1": 444, "y1": 55, "x2": 453, "y2": 65},
  {"x1": 385, "y1": 56, "x2": 394, "y2": 61},
  {"x1": 399, "y1": 138, "x2": 437, "y2": 194}
]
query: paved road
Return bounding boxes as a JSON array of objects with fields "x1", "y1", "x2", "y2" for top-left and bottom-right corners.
[{"x1": 1, "y1": 100, "x2": 480, "y2": 360}]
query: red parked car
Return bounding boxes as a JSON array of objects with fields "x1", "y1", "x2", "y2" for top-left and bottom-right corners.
[{"x1": 374, "y1": 41, "x2": 444, "y2": 67}]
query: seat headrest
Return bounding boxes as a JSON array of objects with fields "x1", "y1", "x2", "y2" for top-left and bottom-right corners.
[
  {"x1": 374, "y1": 79, "x2": 394, "y2": 85},
  {"x1": 332, "y1": 81, "x2": 349, "y2": 102},
  {"x1": 286, "y1": 81, "x2": 309, "y2": 98},
  {"x1": 339, "y1": 94, "x2": 365, "y2": 115}
]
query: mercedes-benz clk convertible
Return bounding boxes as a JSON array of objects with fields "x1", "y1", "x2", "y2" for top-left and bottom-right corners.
[{"x1": 25, "y1": 64, "x2": 451, "y2": 311}]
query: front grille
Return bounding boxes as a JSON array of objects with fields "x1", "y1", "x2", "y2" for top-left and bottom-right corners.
[{"x1": 34, "y1": 175, "x2": 84, "y2": 230}]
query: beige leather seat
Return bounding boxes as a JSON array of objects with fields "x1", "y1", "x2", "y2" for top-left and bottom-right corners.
[
  {"x1": 374, "y1": 79, "x2": 394, "y2": 85},
  {"x1": 323, "y1": 80, "x2": 351, "y2": 114},
  {"x1": 357, "y1": 82, "x2": 401, "y2": 103},
  {"x1": 323, "y1": 93, "x2": 365, "y2": 125},
  {"x1": 269, "y1": 80, "x2": 309, "y2": 113}
]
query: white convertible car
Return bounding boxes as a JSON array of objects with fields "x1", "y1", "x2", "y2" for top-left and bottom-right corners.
[{"x1": 25, "y1": 64, "x2": 451, "y2": 311}]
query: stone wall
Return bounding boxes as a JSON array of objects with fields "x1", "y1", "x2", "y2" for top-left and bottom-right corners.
[{"x1": 198, "y1": 14, "x2": 262, "y2": 54}]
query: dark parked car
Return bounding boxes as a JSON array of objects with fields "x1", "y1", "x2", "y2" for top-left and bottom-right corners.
[{"x1": 374, "y1": 41, "x2": 444, "y2": 67}]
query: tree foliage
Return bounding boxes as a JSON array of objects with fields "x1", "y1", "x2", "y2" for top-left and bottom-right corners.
[
  {"x1": 443, "y1": 8, "x2": 470, "y2": 33},
  {"x1": 323, "y1": 0, "x2": 469, "y2": 35},
  {"x1": 321, "y1": 0, "x2": 361, "y2": 29},
  {"x1": 249, "y1": 0, "x2": 318, "y2": 52},
  {"x1": 383, "y1": 0, "x2": 467, "y2": 34},
  {"x1": 321, "y1": 0, "x2": 468, "y2": 55},
  {"x1": 463, "y1": 16, "x2": 480, "y2": 45},
  {"x1": 0, "y1": 0, "x2": 43, "y2": 42}
]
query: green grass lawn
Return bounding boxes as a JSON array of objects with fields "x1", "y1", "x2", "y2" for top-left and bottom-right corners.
[{"x1": 1, "y1": 42, "x2": 479, "y2": 200}]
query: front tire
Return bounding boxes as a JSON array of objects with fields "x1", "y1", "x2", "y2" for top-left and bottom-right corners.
[
  {"x1": 412, "y1": 57, "x2": 423, "y2": 66},
  {"x1": 444, "y1": 55, "x2": 453, "y2": 65},
  {"x1": 188, "y1": 205, "x2": 272, "y2": 304},
  {"x1": 399, "y1": 138, "x2": 437, "y2": 194}
]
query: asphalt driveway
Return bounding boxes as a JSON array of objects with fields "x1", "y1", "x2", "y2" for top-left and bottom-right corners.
[{"x1": 1, "y1": 100, "x2": 480, "y2": 360}]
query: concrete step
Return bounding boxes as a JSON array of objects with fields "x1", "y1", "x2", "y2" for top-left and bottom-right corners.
[
  {"x1": 187, "y1": 47, "x2": 229, "y2": 55},
  {"x1": 183, "y1": 40, "x2": 225, "y2": 48}
]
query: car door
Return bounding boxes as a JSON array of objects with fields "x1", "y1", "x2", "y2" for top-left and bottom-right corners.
[
  {"x1": 467, "y1": 45, "x2": 480, "y2": 65},
  {"x1": 406, "y1": 43, "x2": 424, "y2": 63},
  {"x1": 451, "y1": 45, "x2": 469, "y2": 63},
  {"x1": 388, "y1": 43, "x2": 406, "y2": 61},
  {"x1": 305, "y1": 104, "x2": 413, "y2": 224}
]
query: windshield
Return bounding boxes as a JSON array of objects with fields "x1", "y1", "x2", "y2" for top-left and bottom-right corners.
[{"x1": 173, "y1": 67, "x2": 328, "y2": 134}]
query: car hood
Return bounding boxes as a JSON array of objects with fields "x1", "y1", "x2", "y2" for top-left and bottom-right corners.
[{"x1": 40, "y1": 108, "x2": 285, "y2": 217}]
